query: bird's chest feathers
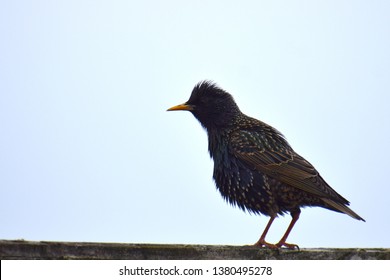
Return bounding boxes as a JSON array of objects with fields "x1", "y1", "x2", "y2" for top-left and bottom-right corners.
[
  {"x1": 207, "y1": 131, "x2": 232, "y2": 169},
  {"x1": 208, "y1": 131, "x2": 253, "y2": 191},
  {"x1": 208, "y1": 131, "x2": 270, "y2": 214}
]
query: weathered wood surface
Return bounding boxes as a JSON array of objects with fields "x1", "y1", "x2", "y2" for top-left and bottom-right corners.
[{"x1": 1, "y1": 240, "x2": 388, "y2": 260}]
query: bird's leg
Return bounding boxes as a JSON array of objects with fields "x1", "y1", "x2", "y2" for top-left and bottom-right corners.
[
  {"x1": 253, "y1": 215, "x2": 278, "y2": 249},
  {"x1": 275, "y1": 210, "x2": 300, "y2": 249}
]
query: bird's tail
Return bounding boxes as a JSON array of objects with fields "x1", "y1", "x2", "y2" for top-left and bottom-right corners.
[{"x1": 322, "y1": 198, "x2": 365, "y2": 222}]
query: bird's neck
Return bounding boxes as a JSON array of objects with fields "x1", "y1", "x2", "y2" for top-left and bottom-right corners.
[
  {"x1": 193, "y1": 107, "x2": 242, "y2": 132},
  {"x1": 207, "y1": 128, "x2": 231, "y2": 160}
]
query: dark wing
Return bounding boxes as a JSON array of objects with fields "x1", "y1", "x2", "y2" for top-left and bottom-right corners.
[{"x1": 229, "y1": 129, "x2": 349, "y2": 204}]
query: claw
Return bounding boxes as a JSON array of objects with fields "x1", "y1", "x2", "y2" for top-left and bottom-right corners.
[
  {"x1": 275, "y1": 241, "x2": 300, "y2": 250},
  {"x1": 253, "y1": 240, "x2": 278, "y2": 249},
  {"x1": 254, "y1": 240, "x2": 299, "y2": 250}
]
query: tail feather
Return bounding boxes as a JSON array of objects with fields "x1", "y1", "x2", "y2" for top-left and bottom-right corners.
[{"x1": 322, "y1": 198, "x2": 365, "y2": 222}]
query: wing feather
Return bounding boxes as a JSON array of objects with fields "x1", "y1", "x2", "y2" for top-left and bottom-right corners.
[{"x1": 229, "y1": 129, "x2": 349, "y2": 204}]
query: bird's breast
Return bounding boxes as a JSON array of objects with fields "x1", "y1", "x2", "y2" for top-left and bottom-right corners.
[{"x1": 211, "y1": 149, "x2": 280, "y2": 215}]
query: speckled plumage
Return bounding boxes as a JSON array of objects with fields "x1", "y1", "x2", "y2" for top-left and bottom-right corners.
[{"x1": 168, "y1": 81, "x2": 364, "y2": 249}]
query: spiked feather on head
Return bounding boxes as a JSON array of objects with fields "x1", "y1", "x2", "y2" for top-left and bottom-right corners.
[{"x1": 168, "y1": 81, "x2": 241, "y2": 130}]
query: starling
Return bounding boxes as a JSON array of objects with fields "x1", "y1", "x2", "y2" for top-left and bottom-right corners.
[{"x1": 167, "y1": 81, "x2": 365, "y2": 249}]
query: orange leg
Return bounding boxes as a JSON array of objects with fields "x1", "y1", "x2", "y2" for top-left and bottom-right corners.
[
  {"x1": 254, "y1": 210, "x2": 300, "y2": 250},
  {"x1": 275, "y1": 210, "x2": 300, "y2": 249},
  {"x1": 253, "y1": 215, "x2": 278, "y2": 249}
]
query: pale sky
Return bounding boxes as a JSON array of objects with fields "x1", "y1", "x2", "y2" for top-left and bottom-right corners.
[{"x1": 1, "y1": 0, "x2": 389, "y2": 248}]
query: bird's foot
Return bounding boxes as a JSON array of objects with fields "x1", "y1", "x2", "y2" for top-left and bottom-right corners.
[
  {"x1": 253, "y1": 240, "x2": 299, "y2": 250},
  {"x1": 253, "y1": 240, "x2": 278, "y2": 249},
  {"x1": 275, "y1": 241, "x2": 299, "y2": 250}
]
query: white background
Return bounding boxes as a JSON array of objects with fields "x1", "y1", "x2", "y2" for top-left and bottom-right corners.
[{"x1": 1, "y1": 0, "x2": 389, "y2": 248}]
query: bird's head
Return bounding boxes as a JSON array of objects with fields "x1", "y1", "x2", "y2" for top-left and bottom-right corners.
[{"x1": 167, "y1": 81, "x2": 241, "y2": 130}]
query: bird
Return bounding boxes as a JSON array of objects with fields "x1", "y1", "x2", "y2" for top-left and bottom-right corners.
[{"x1": 167, "y1": 80, "x2": 365, "y2": 249}]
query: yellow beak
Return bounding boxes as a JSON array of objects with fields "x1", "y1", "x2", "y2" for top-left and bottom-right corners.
[{"x1": 167, "y1": 103, "x2": 194, "y2": 111}]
